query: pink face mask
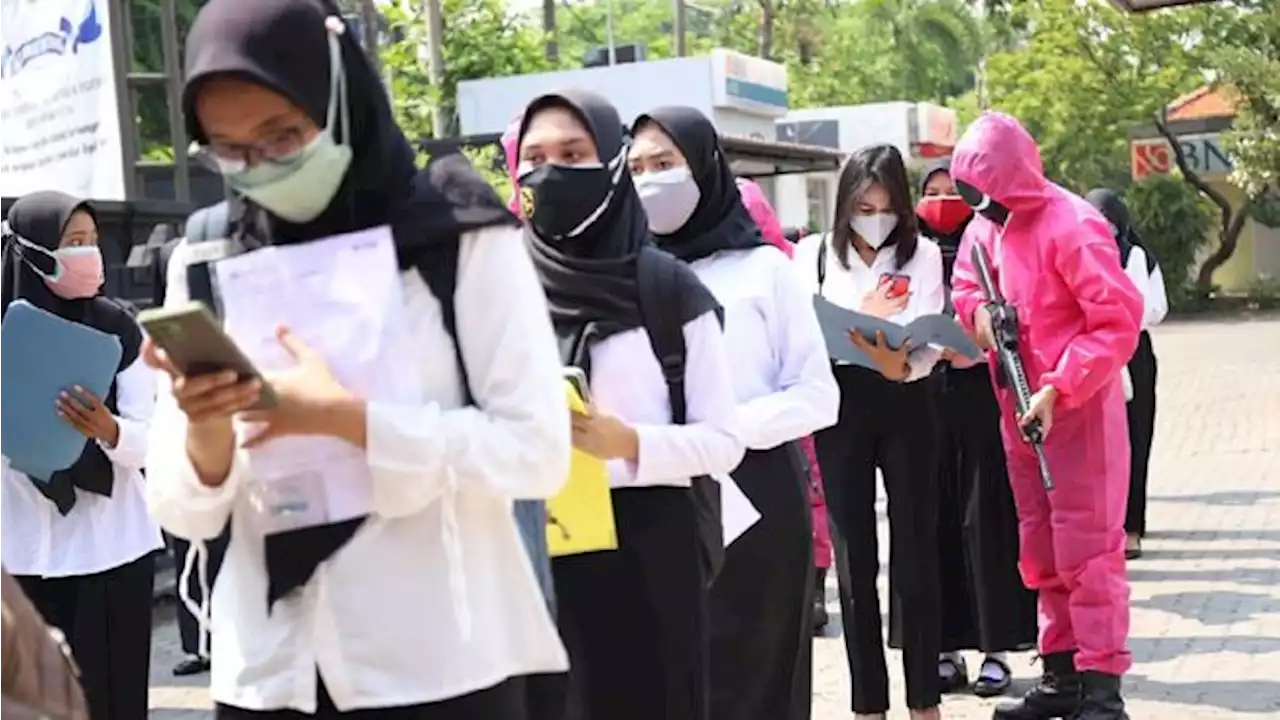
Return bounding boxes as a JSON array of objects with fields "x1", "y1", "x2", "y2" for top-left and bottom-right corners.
[{"x1": 18, "y1": 239, "x2": 104, "y2": 299}]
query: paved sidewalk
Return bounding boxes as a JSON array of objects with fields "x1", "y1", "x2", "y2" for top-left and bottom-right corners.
[{"x1": 148, "y1": 315, "x2": 1280, "y2": 718}]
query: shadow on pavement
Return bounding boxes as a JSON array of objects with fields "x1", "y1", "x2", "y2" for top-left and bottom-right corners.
[
  {"x1": 1129, "y1": 633, "x2": 1280, "y2": 664},
  {"x1": 1127, "y1": 566, "x2": 1280, "y2": 587},
  {"x1": 1148, "y1": 490, "x2": 1280, "y2": 507},
  {"x1": 1142, "y1": 528, "x2": 1280, "y2": 543},
  {"x1": 1125, "y1": 674, "x2": 1280, "y2": 715}
]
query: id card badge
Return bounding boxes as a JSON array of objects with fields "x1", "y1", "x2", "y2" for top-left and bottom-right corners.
[{"x1": 248, "y1": 473, "x2": 329, "y2": 535}]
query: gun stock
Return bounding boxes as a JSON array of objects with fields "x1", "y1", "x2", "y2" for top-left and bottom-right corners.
[{"x1": 970, "y1": 243, "x2": 1055, "y2": 491}]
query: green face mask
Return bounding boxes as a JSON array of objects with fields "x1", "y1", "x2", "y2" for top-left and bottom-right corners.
[{"x1": 223, "y1": 24, "x2": 353, "y2": 223}]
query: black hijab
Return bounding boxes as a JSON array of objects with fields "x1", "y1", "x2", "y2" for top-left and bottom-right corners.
[
  {"x1": 522, "y1": 90, "x2": 719, "y2": 365},
  {"x1": 632, "y1": 106, "x2": 764, "y2": 263},
  {"x1": 2, "y1": 191, "x2": 142, "y2": 514},
  {"x1": 1086, "y1": 188, "x2": 1155, "y2": 272},
  {"x1": 181, "y1": 0, "x2": 514, "y2": 608}
]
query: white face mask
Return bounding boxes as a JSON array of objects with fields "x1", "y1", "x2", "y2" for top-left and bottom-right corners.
[
  {"x1": 634, "y1": 166, "x2": 701, "y2": 235},
  {"x1": 850, "y1": 212, "x2": 898, "y2": 249}
]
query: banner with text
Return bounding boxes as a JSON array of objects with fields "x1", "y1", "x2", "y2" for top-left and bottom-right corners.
[{"x1": 1, "y1": 0, "x2": 127, "y2": 201}]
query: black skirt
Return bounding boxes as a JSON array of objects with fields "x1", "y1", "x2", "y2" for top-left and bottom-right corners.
[
  {"x1": 910, "y1": 364, "x2": 1036, "y2": 654},
  {"x1": 546, "y1": 485, "x2": 710, "y2": 720},
  {"x1": 709, "y1": 443, "x2": 814, "y2": 720}
]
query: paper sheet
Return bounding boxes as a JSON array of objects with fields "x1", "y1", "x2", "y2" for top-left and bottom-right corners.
[
  {"x1": 717, "y1": 473, "x2": 761, "y2": 547},
  {"x1": 214, "y1": 226, "x2": 414, "y2": 527}
]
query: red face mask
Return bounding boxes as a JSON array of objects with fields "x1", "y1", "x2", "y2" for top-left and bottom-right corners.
[{"x1": 916, "y1": 195, "x2": 973, "y2": 236}]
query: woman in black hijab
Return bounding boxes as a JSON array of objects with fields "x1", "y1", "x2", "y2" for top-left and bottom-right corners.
[
  {"x1": 913, "y1": 161, "x2": 1036, "y2": 697},
  {"x1": 1086, "y1": 189, "x2": 1167, "y2": 560},
  {"x1": 143, "y1": 1, "x2": 572, "y2": 717},
  {"x1": 518, "y1": 89, "x2": 745, "y2": 720},
  {"x1": 2, "y1": 191, "x2": 160, "y2": 720},
  {"x1": 629, "y1": 106, "x2": 838, "y2": 720}
]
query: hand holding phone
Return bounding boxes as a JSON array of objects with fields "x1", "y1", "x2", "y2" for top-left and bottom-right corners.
[
  {"x1": 138, "y1": 301, "x2": 278, "y2": 413},
  {"x1": 878, "y1": 273, "x2": 911, "y2": 299}
]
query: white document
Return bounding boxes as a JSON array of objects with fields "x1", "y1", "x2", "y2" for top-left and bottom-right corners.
[
  {"x1": 214, "y1": 226, "x2": 419, "y2": 530},
  {"x1": 716, "y1": 473, "x2": 761, "y2": 548}
]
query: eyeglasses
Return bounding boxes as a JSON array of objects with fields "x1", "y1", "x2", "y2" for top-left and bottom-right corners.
[{"x1": 192, "y1": 126, "x2": 310, "y2": 173}]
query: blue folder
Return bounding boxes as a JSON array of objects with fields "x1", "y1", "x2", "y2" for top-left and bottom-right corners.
[{"x1": 1, "y1": 301, "x2": 123, "y2": 481}]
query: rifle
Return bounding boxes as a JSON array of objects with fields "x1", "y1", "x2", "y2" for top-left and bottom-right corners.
[{"x1": 971, "y1": 243, "x2": 1054, "y2": 490}]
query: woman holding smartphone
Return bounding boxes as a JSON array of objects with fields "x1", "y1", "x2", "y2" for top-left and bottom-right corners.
[
  {"x1": 793, "y1": 144, "x2": 947, "y2": 720},
  {"x1": 516, "y1": 89, "x2": 745, "y2": 720},
  {"x1": 2, "y1": 191, "x2": 160, "y2": 720},
  {"x1": 143, "y1": 1, "x2": 571, "y2": 717}
]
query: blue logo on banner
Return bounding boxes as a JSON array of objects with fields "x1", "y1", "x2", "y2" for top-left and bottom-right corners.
[{"x1": 1, "y1": 2, "x2": 103, "y2": 79}]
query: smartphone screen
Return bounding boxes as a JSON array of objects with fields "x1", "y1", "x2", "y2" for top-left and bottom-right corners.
[{"x1": 879, "y1": 273, "x2": 911, "y2": 299}]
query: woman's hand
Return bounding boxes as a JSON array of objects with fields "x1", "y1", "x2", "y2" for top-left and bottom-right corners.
[
  {"x1": 571, "y1": 406, "x2": 639, "y2": 461},
  {"x1": 143, "y1": 337, "x2": 262, "y2": 486},
  {"x1": 1019, "y1": 385, "x2": 1058, "y2": 440},
  {"x1": 859, "y1": 284, "x2": 910, "y2": 319},
  {"x1": 143, "y1": 338, "x2": 264, "y2": 428},
  {"x1": 56, "y1": 387, "x2": 120, "y2": 448},
  {"x1": 238, "y1": 326, "x2": 360, "y2": 449},
  {"x1": 848, "y1": 329, "x2": 911, "y2": 382}
]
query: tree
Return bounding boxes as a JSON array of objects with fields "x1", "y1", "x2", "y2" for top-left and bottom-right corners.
[
  {"x1": 968, "y1": 0, "x2": 1211, "y2": 193},
  {"x1": 128, "y1": 0, "x2": 203, "y2": 160}
]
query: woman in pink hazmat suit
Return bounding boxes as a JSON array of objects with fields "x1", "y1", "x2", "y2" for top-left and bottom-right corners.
[
  {"x1": 736, "y1": 180, "x2": 834, "y2": 635},
  {"x1": 948, "y1": 112, "x2": 1143, "y2": 720}
]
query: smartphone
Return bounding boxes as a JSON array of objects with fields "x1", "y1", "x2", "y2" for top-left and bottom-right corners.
[
  {"x1": 137, "y1": 301, "x2": 279, "y2": 410},
  {"x1": 563, "y1": 366, "x2": 591, "y2": 405},
  {"x1": 879, "y1": 273, "x2": 912, "y2": 299}
]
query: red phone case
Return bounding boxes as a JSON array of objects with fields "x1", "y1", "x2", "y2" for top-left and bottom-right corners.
[{"x1": 879, "y1": 273, "x2": 911, "y2": 298}]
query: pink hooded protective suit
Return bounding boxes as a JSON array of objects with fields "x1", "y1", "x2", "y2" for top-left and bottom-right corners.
[
  {"x1": 737, "y1": 179, "x2": 794, "y2": 259},
  {"x1": 949, "y1": 113, "x2": 1143, "y2": 676}
]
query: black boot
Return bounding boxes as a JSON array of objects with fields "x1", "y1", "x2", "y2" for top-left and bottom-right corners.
[
  {"x1": 991, "y1": 651, "x2": 1082, "y2": 720},
  {"x1": 1072, "y1": 671, "x2": 1128, "y2": 720},
  {"x1": 812, "y1": 567, "x2": 829, "y2": 635}
]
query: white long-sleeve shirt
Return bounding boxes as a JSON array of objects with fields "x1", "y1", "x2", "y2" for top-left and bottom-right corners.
[
  {"x1": 586, "y1": 309, "x2": 746, "y2": 488},
  {"x1": 793, "y1": 233, "x2": 947, "y2": 382},
  {"x1": 1123, "y1": 246, "x2": 1169, "y2": 330},
  {"x1": 689, "y1": 246, "x2": 838, "y2": 450},
  {"x1": 145, "y1": 224, "x2": 571, "y2": 713},
  {"x1": 2, "y1": 357, "x2": 162, "y2": 577}
]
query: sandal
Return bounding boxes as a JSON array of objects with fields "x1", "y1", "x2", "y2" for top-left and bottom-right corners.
[
  {"x1": 938, "y1": 654, "x2": 968, "y2": 693},
  {"x1": 972, "y1": 654, "x2": 1012, "y2": 697}
]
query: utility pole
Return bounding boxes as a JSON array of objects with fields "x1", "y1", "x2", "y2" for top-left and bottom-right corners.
[
  {"x1": 359, "y1": 0, "x2": 381, "y2": 73},
  {"x1": 542, "y1": 0, "x2": 559, "y2": 63},
  {"x1": 673, "y1": 0, "x2": 687, "y2": 57},
  {"x1": 605, "y1": 0, "x2": 617, "y2": 65},
  {"x1": 424, "y1": 0, "x2": 450, "y2": 136}
]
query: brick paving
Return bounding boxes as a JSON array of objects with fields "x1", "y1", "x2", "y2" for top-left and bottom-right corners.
[{"x1": 148, "y1": 315, "x2": 1280, "y2": 719}]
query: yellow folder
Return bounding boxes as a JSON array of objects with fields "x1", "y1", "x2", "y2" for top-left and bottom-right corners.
[{"x1": 546, "y1": 381, "x2": 618, "y2": 557}]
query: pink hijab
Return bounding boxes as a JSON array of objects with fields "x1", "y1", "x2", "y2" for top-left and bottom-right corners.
[
  {"x1": 501, "y1": 113, "x2": 524, "y2": 217},
  {"x1": 736, "y1": 179, "x2": 792, "y2": 258}
]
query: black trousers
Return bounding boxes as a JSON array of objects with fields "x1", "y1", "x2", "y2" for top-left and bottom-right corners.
[
  {"x1": 925, "y1": 365, "x2": 1037, "y2": 654},
  {"x1": 541, "y1": 486, "x2": 710, "y2": 720},
  {"x1": 17, "y1": 552, "x2": 156, "y2": 720},
  {"x1": 217, "y1": 676, "x2": 531, "y2": 719},
  {"x1": 1126, "y1": 331, "x2": 1158, "y2": 537},
  {"x1": 814, "y1": 365, "x2": 941, "y2": 714},
  {"x1": 710, "y1": 443, "x2": 814, "y2": 720},
  {"x1": 165, "y1": 529, "x2": 231, "y2": 656}
]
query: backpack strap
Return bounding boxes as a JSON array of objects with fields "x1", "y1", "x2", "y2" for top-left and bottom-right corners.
[
  {"x1": 180, "y1": 202, "x2": 233, "y2": 310},
  {"x1": 816, "y1": 235, "x2": 827, "y2": 295},
  {"x1": 635, "y1": 249, "x2": 725, "y2": 586},
  {"x1": 636, "y1": 249, "x2": 689, "y2": 423}
]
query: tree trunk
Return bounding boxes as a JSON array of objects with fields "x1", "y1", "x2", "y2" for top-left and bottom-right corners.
[
  {"x1": 542, "y1": 0, "x2": 558, "y2": 63},
  {"x1": 757, "y1": 0, "x2": 775, "y2": 59},
  {"x1": 1153, "y1": 110, "x2": 1249, "y2": 291}
]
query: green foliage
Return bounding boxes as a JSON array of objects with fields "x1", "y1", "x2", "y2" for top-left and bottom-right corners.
[
  {"x1": 1124, "y1": 174, "x2": 1214, "y2": 305},
  {"x1": 127, "y1": 0, "x2": 202, "y2": 159},
  {"x1": 972, "y1": 0, "x2": 1213, "y2": 193},
  {"x1": 460, "y1": 144, "x2": 513, "y2": 201},
  {"x1": 1205, "y1": 1, "x2": 1279, "y2": 200}
]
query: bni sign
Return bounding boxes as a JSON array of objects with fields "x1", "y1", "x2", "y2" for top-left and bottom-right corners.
[{"x1": 1131, "y1": 133, "x2": 1234, "y2": 181}]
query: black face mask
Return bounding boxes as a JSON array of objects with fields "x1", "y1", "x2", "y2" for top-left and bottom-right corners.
[
  {"x1": 955, "y1": 179, "x2": 1011, "y2": 226},
  {"x1": 519, "y1": 163, "x2": 615, "y2": 240}
]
